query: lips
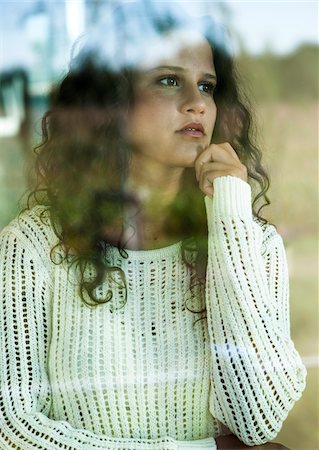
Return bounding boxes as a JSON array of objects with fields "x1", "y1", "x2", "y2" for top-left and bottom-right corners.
[{"x1": 176, "y1": 122, "x2": 205, "y2": 138}]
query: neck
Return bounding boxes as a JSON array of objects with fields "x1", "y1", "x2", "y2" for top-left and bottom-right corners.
[{"x1": 123, "y1": 155, "x2": 185, "y2": 250}]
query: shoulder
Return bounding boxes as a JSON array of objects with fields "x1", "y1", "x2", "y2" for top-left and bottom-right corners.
[{"x1": 0, "y1": 205, "x2": 59, "y2": 270}]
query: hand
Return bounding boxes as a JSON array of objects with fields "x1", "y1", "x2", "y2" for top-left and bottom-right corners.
[
  {"x1": 194, "y1": 142, "x2": 247, "y2": 197},
  {"x1": 215, "y1": 434, "x2": 290, "y2": 450}
]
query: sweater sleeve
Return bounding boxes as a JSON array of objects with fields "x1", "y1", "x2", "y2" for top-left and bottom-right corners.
[
  {"x1": 205, "y1": 176, "x2": 306, "y2": 446},
  {"x1": 0, "y1": 226, "x2": 217, "y2": 450}
]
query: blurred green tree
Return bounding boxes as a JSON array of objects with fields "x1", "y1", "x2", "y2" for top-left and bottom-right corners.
[{"x1": 237, "y1": 44, "x2": 319, "y2": 103}]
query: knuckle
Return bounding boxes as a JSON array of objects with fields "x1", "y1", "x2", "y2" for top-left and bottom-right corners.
[
  {"x1": 229, "y1": 167, "x2": 240, "y2": 177},
  {"x1": 220, "y1": 141, "x2": 233, "y2": 151},
  {"x1": 241, "y1": 163, "x2": 247, "y2": 173}
]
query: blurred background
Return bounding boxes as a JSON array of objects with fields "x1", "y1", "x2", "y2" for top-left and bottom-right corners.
[{"x1": 0, "y1": 1, "x2": 318, "y2": 448}]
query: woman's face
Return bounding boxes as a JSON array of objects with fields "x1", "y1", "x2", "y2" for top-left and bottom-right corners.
[{"x1": 126, "y1": 35, "x2": 217, "y2": 170}]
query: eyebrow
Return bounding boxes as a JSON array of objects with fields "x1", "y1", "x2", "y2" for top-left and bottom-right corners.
[{"x1": 147, "y1": 65, "x2": 217, "y2": 80}]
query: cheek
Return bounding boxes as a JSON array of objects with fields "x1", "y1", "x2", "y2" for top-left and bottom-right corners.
[
  {"x1": 128, "y1": 99, "x2": 172, "y2": 138},
  {"x1": 129, "y1": 95, "x2": 156, "y2": 125},
  {"x1": 126, "y1": 106, "x2": 149, "y2": 143},
  {"x1": 127, "y1": 107, "x2": 159, "y2": 150}
]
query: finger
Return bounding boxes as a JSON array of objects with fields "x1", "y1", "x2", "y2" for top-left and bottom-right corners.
[
  {"x1": 195, "y1": 143, "x2": 239, "y2": 179},
  {"x1": 218, "y1": 142, "x2": 241, "y2": 163},
  {"x1": 197, "y1": 160, "x2": 247, "y2": 185},
  {"x1": 199, "y1": 171, "x2": 230, "y2": 197},
  {"x1": 198, "y1": 143, "x2": 239, "y2": 165},
  {"x1": 197, "y1": 161, "x2": 228, "y2": 182},
  {"x1": 198, "y1": 160, "x2": 248, "y2": 195}
]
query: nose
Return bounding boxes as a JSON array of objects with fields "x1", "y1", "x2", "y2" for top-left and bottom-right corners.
[{"x1": 180, "y1": 86, "x2": 206, "y2": 115}]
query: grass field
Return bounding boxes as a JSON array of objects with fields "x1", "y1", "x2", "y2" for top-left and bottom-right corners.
[
  {"x1": 257, "y1": 102, "x2": 318, "y2": 450},
  {"x1": 0, "y1": 101, "x2": 318, "y2": 449}
]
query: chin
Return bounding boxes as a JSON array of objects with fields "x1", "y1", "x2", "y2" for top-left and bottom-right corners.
[
  {"x1": 182, "y1": 160, "x2": 196, "y2": 168},
  {"x1": 180, "y1": 144, "x2": 204, "y2": 165},
  {"x1": 178, "y1": 152, "x2": 198, "y2": 168}
]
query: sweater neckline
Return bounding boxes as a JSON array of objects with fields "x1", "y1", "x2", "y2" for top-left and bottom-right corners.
[{"x1": 103, "y1": 240, "x2": 183, "y2": 261}]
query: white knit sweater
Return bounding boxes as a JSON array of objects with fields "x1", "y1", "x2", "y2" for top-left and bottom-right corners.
[{"x1": 0, "y1": 176, "x2": 306, "y2": 450}]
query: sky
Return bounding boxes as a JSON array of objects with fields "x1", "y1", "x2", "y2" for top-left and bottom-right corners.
[
  {"x1": 0, "y1": 0, "x2": 318, "y2": 72},
  {"x1": 226, "y1": 0, "x2": 318, "y2": 54}
]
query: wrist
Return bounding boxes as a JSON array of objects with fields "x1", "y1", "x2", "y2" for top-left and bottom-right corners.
[{"x1": 205, "y1": 175, "x2": 252, "y2": 220}]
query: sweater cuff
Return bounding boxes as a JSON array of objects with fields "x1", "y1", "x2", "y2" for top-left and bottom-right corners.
[
  {"x1": 205, "y1": 175, "x2": 252, "y2": 220},
  {"x1": 176, "y1": 437, "x2": 217, "y2": 449}
]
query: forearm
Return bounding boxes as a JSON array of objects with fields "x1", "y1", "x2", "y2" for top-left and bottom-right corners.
[
  {"x1": 216, "y1": 434, "x2": 289, "y2": 450},
  {"x1": 205, "y1": 176, "x2": 306, "y2": 445},
  {"x1": 0, "y1": 421, "x2": 216, "y2": 450}
]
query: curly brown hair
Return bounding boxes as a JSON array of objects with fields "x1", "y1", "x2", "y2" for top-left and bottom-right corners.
[{"x1": 28, "y1": 4, "x2": 270, "y2": 311}]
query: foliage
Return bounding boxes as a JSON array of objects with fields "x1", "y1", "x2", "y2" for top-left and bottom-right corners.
[{"x1": 236, "y1": 44, "x2": 319, "y2": 103}]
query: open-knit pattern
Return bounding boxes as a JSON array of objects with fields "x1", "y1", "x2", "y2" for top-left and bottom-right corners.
[{"x1": 0, "y1": 176, "x2": 306, "y2": 449}]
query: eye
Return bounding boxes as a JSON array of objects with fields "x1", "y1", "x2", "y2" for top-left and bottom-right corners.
[
  {"x1": 158, "y1": 76, "x2": 179, "y2": 87},
  {"x1": 198, "y1": 82, "x2": 216, "y2": 95}
]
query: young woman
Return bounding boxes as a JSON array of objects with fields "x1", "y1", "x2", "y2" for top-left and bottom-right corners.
[{"x1": 0, "y1": 2, "x2": 306, "y2": 449}]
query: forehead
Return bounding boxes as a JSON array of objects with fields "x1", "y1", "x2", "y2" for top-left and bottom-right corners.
[{"x1": 136, "y1": 29, "x2": 214, "y2": 72}]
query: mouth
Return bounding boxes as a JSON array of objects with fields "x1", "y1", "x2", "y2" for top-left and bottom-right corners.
[{"x1": 176, "y1": 122, "x2": 205, "y2": 138}]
